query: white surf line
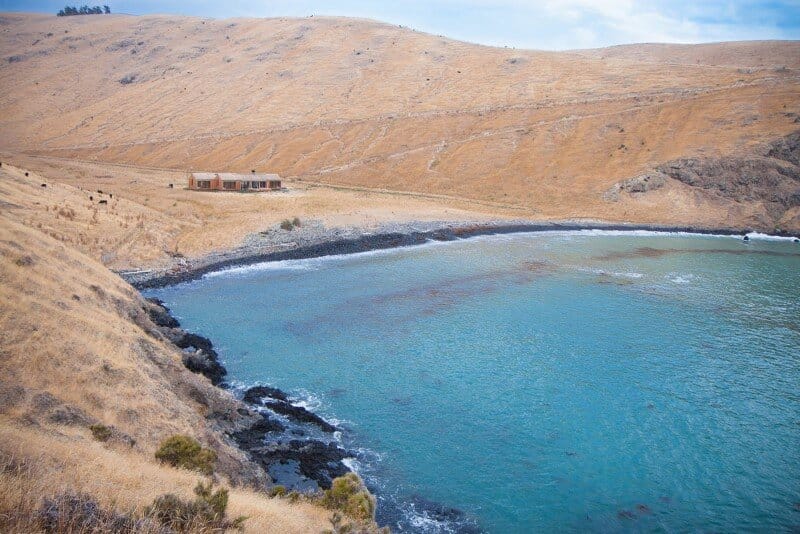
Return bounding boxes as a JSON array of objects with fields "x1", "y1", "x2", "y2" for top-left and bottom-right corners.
[{"x1": 201, "y1": 227, "x2": 799, "y2": 280}]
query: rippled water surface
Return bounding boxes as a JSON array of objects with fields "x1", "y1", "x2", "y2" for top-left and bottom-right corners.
[{"x1": 147, "y1": 232, "x2": 800, "y2": 532}]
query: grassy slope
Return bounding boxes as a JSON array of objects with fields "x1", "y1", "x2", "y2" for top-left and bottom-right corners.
[
  {"x1": 0, "y1": 211, "x2": 332, "y2": 531},
  {"x1": 1, "y1": 13, "x2": 799, "y2": 230},
  {"x1": 0, "y1": 158, "x2": 505, "y2": 270}
]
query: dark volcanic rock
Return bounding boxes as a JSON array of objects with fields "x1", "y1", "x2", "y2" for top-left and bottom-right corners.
[
  {"x1": 243, "y1": 385, "x2": 289, "y2": 403},
  {"x1": 263, "y1": 399, "x2": 337, "y2": 432},
  {"x1": 181, "y1": 349, "x2": 226, "y2": 386},
  {"x1": 174, "y1": 332, "x2": 227, "y2": 385},
  {"x1": 144, "y1": 297, "x2": 180, "y2": 327},
  {"x1": 249, "y1": 439, "x2": 350, "y2": 489},
  {"x1": 656, "y1": 130, "x2": 800, "y2": 220},
  {"x1": 231, "y1": 414, "x2": 286, "y2": 449},
  {"x1": 175, "y1": 332, "x2": 215, "y2": 354}
]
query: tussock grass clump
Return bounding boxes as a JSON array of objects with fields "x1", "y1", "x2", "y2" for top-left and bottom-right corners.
[
  {"x1": 13, "y1": 255, "x2": 34, "y2": 267},
  {"x1": 280, "y1": 217, "x2": 302, "y2": 231},
  {"x1": 37, "y1": 492, "x2": 147, "y2": 533},
  {"x1": 88, "y1": 423, "x2": 112, "y2": 442},
  {"x1": 325, "y1": 510, "x2": 389, "y2": 534},
  {"x1": 147, "y1": 480, "x2": 247, "y2": 532},
  {"x1": 268, "y1": 485, "x2": 286, "y2": 498},
  {"x1": 321, "y1": 473, "x2": 376, "y2": 522},
  {"x1": 154, "y1": 435, "x2": 216, "y2": 475}
]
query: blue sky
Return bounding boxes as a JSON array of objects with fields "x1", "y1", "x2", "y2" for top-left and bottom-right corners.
[{"x1": 2, "y1": 0, "x2": 799, "y2": 49}]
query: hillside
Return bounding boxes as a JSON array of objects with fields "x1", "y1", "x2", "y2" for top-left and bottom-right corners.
[
  {"x1": 0, "y1": 210, "x2": 341, "y2": 532},
  {"x1": 1, "y1": 12, "x2": 799, "y2": 232}
]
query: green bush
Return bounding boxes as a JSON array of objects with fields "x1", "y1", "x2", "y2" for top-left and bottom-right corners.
[
  {"x1": 292, "y1": 217, "x2": 301, "y2": 227},
  {"x1": 154, "y1": 435, "x2": 217, "y2": 475},
  {"x1": 88, "y1": 424, "x2": 112, "y2": 442},
  {"x1": 280, "y1": 219, "x2": 294, "y2": 231},
  {"x1": 269, "y1": 485, "x2": 286, "y2": 498},
  {"x1": 321, "y1": 473, "x2": 376, "y2": 521},
  {"x1": 147, "y1": 480, "x2": 246, "y2": 532}
]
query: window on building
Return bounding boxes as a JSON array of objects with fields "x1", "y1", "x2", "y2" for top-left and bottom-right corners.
[
  {"x1": 223, "y1": 181, "x2": 236, "y2": 190},
  {"x1": 198, "y1": 181, "x2": 211, "y2": 189}
]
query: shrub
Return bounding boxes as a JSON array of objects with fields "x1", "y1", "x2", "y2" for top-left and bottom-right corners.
[
  {"x1": 154, "y1": 435, "x2": 216, "y2": 475},
  {"x1": 269, "y1": 485, "x2": 286, "y2": 498},
  {"x1": 324, "y1": 511, "x2": 390, "y2": 534},
  {"x1": 147, "y1": 480, "x2": 246, "y2": 532},
  {"x1": 89, "y1": 424, "x2": 112, "y2": 442},
  {"x1": 280, "y1": 219, "x2": 294, "y2": 231},
  {"x1": 38, "y1": 492, "x2": 139, "y2": 533},
  {"x1": 321, "y1": 473, "x2": 376, "y2": 521},
  {"x1": 292, "y1": 217, "x2": 301, "y2": 227},
  {"x1": 14, "y1": 255, "x2": 34, "y2": 267}
]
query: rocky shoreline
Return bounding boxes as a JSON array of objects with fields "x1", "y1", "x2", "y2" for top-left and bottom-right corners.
[
  {"x1": 143, "y1": 297, "x2": 353, "y2": 492},
  {"x1": 121, "y1": 219, "x2": 783, "y2": 289}
]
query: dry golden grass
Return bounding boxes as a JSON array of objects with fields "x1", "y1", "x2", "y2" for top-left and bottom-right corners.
[
  {"x1": 1, "y1": 13, "x2": 798, "y2": 233},
  {"x1": 0, "y1": 423, "x2": 331, "y2": 533},
  {"x1": 0, "y1": 156, "x2": 505, "y2": 270},
  {"x1": 0, "y1": 215, "x2": 334, "y2": 532}
]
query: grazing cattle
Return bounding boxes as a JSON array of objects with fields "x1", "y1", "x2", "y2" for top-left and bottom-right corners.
[
  {"x1": 97, "y1": 190, "x2": 103, "y2": 194},
  {"x1": 24, "y1": 172, "x2": 29, "y2": 176},
  {"x1": 40, "y1": 183, "x2": 46, "y2": 187},
  {"x1": 98, "y1": 199, "x2": 108, "y2": 205},
  {"x1": 89, "y1": 196, "x2": 93, "y2": 201},
  {"x1": 168, "y1": 184, "x2": 173, "y2": 188}
]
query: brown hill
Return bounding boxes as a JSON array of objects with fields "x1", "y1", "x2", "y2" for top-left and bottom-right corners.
[
  {"x1": 0, "y1": 212, "x2": 336, "y2": 532},
  {"x1": 1, "y1": 12, "x2": 799, "y2": 231}
]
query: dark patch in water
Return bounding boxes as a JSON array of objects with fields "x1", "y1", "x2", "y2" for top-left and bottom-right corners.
[
  {"x1": 636, "y1": 504, "x2": 653, "y2": 515},
  {"x1": 328, "y1": 387, "x2": 347, "y2": 398},
  {"x1": 391, "y1": 395, "x2": 412, "y2": 406},
  {"x1": 618, "y1": 510, "x2": 636, "y2": 520},
  {"x1": 283, "y1": 257, "x2": 567, "y2": 341},
  {"x1": 595, "y1": 273, "x2": 636, "y2": 286}
]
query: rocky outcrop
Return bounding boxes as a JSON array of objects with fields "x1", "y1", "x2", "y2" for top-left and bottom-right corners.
[
  {"x1": 606, "y1": 130, "x2": 800, "y2": 230},
  {"x1": 230, "y1": 414, "x2": 286, "y2": 449},
  {"x1": 144, "y1": 297, "x2": 180, "y2": 328},
  {"x1": 234, "y1": 385, "x2": 350, "y2": 490},
  {"x1": 243, "y1": 385, "x2": 289, "y2": 403},
  {"x1": 247, "y1": 439, "x2": 352, "y2": 490},
  {"x1": 142, "y1": 300, "x2": 352, "y2": 492},
  {"x1": 242, "y1": 385, "x2": 338, "y2": 432},
  {"x1": 604, "y1": 171, "x2": 668, "y2": 201},
  {"x1": 144, "y1": 300, "x2": 228, "y2": 386},
  {"x1": 658, "y1": 131, "x2": 800, "y2": 218}
]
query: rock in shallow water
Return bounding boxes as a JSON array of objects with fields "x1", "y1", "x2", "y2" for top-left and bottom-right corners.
[
  {"x1": 242, "y1": 385, "x2": 289, "y2": 403},
  {"x1": 242, "y1": 385, "x2": 337, "y2": 432},
  {"x1": 262, "y1": 399, "x2": 338, "y2": 432},
  {"x1": 249, "y1": 439, "x2": 351, "y2": 490}
]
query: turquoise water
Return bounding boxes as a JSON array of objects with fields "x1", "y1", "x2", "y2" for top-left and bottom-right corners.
[{"x1": 147, "y1": 231, "x2": 800, "y2": 532}]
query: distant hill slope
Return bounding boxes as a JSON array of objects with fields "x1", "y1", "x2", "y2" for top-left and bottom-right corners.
[{"x1": 1, "y1": 12, "x2": 799, "y2": 230}]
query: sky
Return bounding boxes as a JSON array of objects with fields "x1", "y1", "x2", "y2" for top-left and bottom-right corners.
[{"x1": 2, "y1": 0, "x2": 799, "y2": 50}]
